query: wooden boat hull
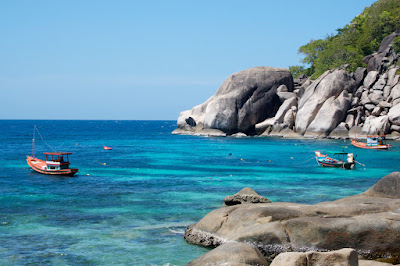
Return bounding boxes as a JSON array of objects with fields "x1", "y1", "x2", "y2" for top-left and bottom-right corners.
[
  {"x1": 26, "y1": 156, "x2": 78, "y2": 176},
  {"x1": 351, "y1": 139, "x2": 392, "y2": 150},
  {"x1": 316, "y1": 160, "x2": 355, "y2": 169}
]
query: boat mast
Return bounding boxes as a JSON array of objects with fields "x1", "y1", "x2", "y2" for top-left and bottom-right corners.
[{"x1": 32, "y1": 126, "x2": 35, "y2": 158}]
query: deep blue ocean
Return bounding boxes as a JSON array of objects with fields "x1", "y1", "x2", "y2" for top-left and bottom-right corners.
[{"x1": 1, "y1": 120, "x2": 399, "y2": 265}]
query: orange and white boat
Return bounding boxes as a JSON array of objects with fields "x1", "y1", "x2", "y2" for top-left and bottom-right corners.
[
  {"x1": 351, "y1": 135, "x2": 392, "y2": 150},
  {"x1": 26, "y1": 127, "x2": 78, "y2": 176}
]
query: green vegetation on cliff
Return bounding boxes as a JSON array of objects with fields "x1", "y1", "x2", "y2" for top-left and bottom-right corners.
[{"x1": 290, "y1": 0, "x2": 400, "y2": 79}]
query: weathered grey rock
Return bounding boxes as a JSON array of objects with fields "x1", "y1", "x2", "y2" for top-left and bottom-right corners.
[
  {"x1": 277, "y1": 84, "x2": 288, "y2": 93},
  {"x1": 364, "y1": 172, "x2": 400, "y2": 199},
  {"x1": 351, "y1": 96, "x2": 360, "y2": 107},
  {"x1": 388, "y1": 103, "x2": 400, "y2": 126},
  {"x1": 274, "y1": 97, "x2": 297, "y2": 124},
  {"x1": 361, "y1": 90, "x2": 372, "y2": 105},
  {"x1": 328, "y1": 122, "x2": 349, "y2": 139},
  {"x1": 345, "y1": 114, "x2": 355, "y2": 128},
  {"x1": 271, "y1": 248, "x2": 358, "y2": 266},
  {"x1": 389, "y1": 84, "x2": 400, "y2": 102},
  {"x1": 354, "y1": 67, "x2": 367, "y2": 87},
  {"x1": 379, "y1": 101, "x2": 392, "y2": 108},
  {"x1": 361, "y1": 115, "x2": 390, "y2": 135},
  {"x1": 387, "y1": 67, "x2": 399, "y2": 88},
  {"x1": 224, "y1": 187, "x2": 271, "y2": 206},
  {"x1": 369, "y1": 92, "x2": 385, "y2": 105},
  {"x1": 383, "y1": 85, "x2": 392, "y2": 98},
  {"x1": 184, "y1": 172, "x2": 400, "y2": 262},
  {"x1": 231, "y1": 132, "x2": 248, "y2": 138},
  {"x1": 282, "y1": 109, "x2": 295, "y2": 129},
  {"x1": 372, "y1": 74, "x2": 387, "y2": 90},
  {"x1": 193, "y1": 129, "x2": 227, "y2": 137},
  {"x1": 304, "y1": 90, "x2": 351, "y2": 137},
  {"x1": 295, "y1": 69, "x2": 356, "y2": 135},
  {"x1": 256, "y1": 118, "x2": 276, "y2": 135},
  {"x1": 391, "y1": 124, "x2": 400, "y2": 133},
  {"x1": 359, "y1": 260, "x2": 394, "y2": 266},
  {"x1": 371, "y1": 106, "x2": 382, "y2": 116},
  {"x1": 365, "y1": 104, "x2": 376, "y2": 111},
  {"x1": 277, "y1": 92, "x2": 296, "y2": 102},
  {"x1": 176, "y1": 67, "x2": 293, "y2": 135},
  {"x1": 394, "y1": 98, "x2": 400, "y2": 107},
  {"x1": 187, "y1": 242, "x2": 269, "y2": 266},
  {"x1": 363, "y1": 71, "x2": 379, "y2": 89},
  {"x1": 354, "y1": 87, "x2": 365, "y2": 98},
  {"x1": 270, "y1": 252, "x2": 306, "y2": 266},
  {"x1": 281, "y1": 128, "x2": 303, "y2": 139}
]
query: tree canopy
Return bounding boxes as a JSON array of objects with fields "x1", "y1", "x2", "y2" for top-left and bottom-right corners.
[{"x1": 290, "y1": 0, "x2": 400, "y2": 79}]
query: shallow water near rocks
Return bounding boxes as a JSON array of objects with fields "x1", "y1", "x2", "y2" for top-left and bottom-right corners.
[{"x1": 1, "y1": 120, "x2": 399, "y2": 265}]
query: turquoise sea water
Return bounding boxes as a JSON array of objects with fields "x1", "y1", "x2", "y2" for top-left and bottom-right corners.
[{"x1": 1, "y1": 120, "x2": 399, "y2": 265}]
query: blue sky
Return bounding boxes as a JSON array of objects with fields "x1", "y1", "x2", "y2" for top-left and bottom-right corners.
[{"x1": 0, "y1": 0, "x2": 376, "y2": 120}]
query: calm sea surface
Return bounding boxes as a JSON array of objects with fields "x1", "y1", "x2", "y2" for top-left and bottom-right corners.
[{"x1": 1, "y1": 120, "x2": 399, "y2": 265}]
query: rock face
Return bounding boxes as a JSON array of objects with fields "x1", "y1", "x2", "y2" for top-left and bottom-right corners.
[
  {"x1": 224, "y1": 187, "x2": 271, "y2": 206},
  {"x1": 295, "y1": 69, "x2": 356, "y2": 135},
  {"x1": 184, "y1": 172, "x2": 400, "y2": 262},
  {"x1": 187, "y1": 242, "x2": 269, "y2": 266},
  {"x1": 176, "y1": 67, "x2": 293, "y2": 135}
]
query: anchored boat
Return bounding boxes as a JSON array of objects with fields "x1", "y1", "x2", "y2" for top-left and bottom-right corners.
[
  {"x1": 315, "y1": 151, "x2": 356, "y2": 169},
  {"x1": 351, "y1": 135, "x2": 392, "y2": 150},
  {"x1": 26, "y1": 127, "x2": 78, "y2": 176}
]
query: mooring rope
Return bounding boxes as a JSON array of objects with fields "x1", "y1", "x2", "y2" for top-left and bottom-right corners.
[{"x1": 293, "y1": 156, "x2": 315, "y2": 165}]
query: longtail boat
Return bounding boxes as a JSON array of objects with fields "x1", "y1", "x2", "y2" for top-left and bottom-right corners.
[
  {"x1": 26, "y1": 127, "x2": 78, "y2": 176},
  {"x1": 351, "y1": 135, "x2": 392, "y2": 150},
  {"x1": 315, "y1": 151, "x2": 356, "y2": 169}
]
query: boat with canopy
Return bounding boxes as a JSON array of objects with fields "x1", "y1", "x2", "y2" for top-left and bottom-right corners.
[
  {"x1": 351, "y1": 135, "x2": 392, "y2": 150},
  {"x1": 315, "y1": 150, "x2": 356, "y2": 169},
  {"x1": 26, "y1": 126, "x2": 78, "y2": 176}
]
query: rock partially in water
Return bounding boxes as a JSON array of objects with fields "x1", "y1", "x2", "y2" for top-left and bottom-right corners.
[
  {"x1": 224, "y1": 187, "x2": 271, "y2": 206},
  {"x1": 184, "y1": 172, "x2": 400, "y2": 262}
]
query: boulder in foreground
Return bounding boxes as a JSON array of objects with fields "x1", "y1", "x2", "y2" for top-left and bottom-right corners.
[{"x1": 184, "y1": 172, "x2": 400, "y2": 262}]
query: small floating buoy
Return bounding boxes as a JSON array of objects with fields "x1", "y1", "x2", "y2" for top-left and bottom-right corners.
[
  {"x1": 269, "y1": 160, "x2": 271, "y2": 162},
  {"x1": 86, "y1": 174, "x2": 90, "y2": 176},
  {"x1": 240, "y1": 158, "x2": 243, "y2": 161},
  {"x1": 290, "y1": 157, "x2": 293, "y2": 159},
  {"x1": 103, "y1": 163, "x2": 106, "y2": 166},
  {"x1": 104, "y1": 146, "x2": 113, "y2": 150}
]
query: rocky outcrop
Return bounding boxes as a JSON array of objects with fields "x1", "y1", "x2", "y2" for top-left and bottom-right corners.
[
  {"x1": 224, "y1": 187, "x2": 271, "y2": 206},
  {"x1": 175, "y1": 67, "x2": 293, "y2": 135},
  {"x1": 184, "y1": 172, "x2": 400, "y2": 263},
  {"x1": 174, "y1": 30, "x2": 400, "y2": 139}
]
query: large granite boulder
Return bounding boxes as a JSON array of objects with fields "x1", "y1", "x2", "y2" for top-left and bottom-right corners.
[
  {"x1": 388, "y1": 103, "x2": 400, "y2": 126},
  {"x1": 176, "y1": 67, "x2": 293, "y2": 135},
  {"x1": 295, "y1": 69, "x2": 356, "y2": 135},
  {"x1": 187, "y1": 242, "x2": 269, "y2": 266},
  {"x1": 361, "y1": 115, "x2": 390, "y2": 135},
  {"x1": 184, "y1": 172, "x2": 400, "y2": 262},
  {"x1": 304, "y1": 90, "x2": 351, "y2": 137}
]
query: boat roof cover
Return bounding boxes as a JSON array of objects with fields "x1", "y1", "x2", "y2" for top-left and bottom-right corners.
[{"x1": 43, "y1": 152, "x2": 72, "y2": 155}]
